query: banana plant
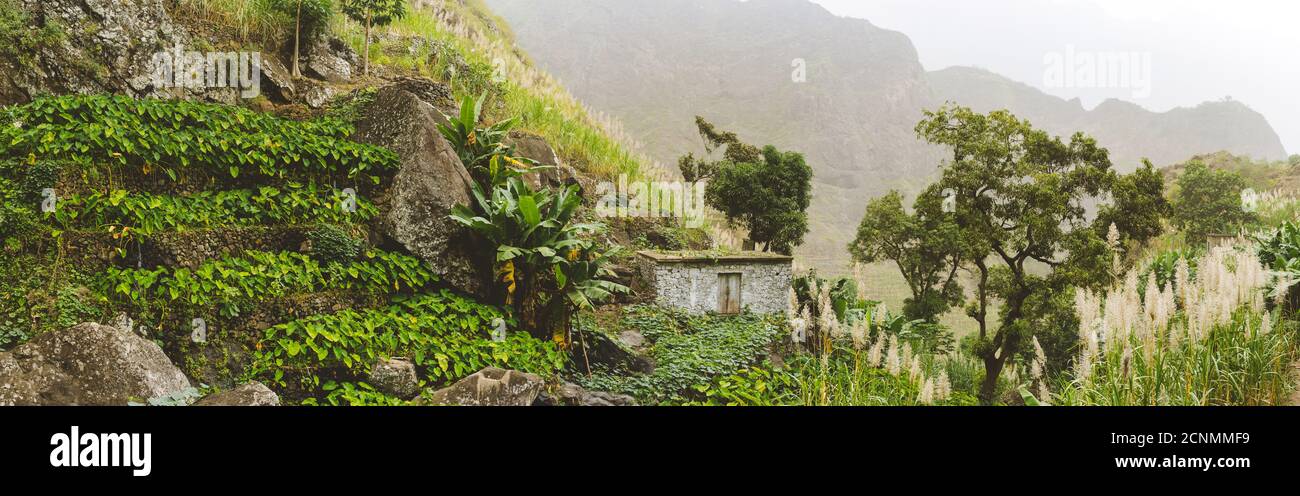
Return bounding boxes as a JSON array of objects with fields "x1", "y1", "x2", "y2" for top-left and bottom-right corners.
[
  {"x1": 449, "y1": 166, "x2": 622, "y2": 339},
  {"x1": 551, "y1": 242, "x2": 629, "y2": 348},
  {"x1": 554, "y1": 244, "x2": 628, "y2": 312},
  {"x1": 436, "y1": 92, "x2": 532, "y2": 187}
]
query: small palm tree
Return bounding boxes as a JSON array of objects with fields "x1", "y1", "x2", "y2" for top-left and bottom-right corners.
[
  {"x1": 341, "y1": 0, "x2": 408, "y2": 76},
  {"x1": 271, "y1": 0, "x2": 334, "y2": 78}
]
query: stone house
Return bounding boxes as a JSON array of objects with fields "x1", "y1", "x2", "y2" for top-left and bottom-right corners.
[{"x1": 637, "y1": 251, "x2": 793, "y2": 315}]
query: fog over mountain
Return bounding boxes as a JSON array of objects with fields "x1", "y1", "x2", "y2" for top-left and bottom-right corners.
[
  {"x1": 487, "y1": 0, "x2": 1288, "y2": 268},
  {"x1": 928, "y1": 66, "x2": 1287, "y2": 172},
  {"x1": 814, "y1": 0, "x2": 1300, "y2": 154}
]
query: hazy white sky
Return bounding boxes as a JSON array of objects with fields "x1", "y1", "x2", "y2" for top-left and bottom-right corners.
[{"x1": 809, "y1": 0, "x2": 1298, "y2": 154}]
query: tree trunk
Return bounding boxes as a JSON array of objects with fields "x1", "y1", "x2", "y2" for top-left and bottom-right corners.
[
  {"x1": 973, "y1": 260, "x2": 997, "y2": 404},
  {"x1": 363, "y1": 12, "x2": 372, "y2": 76},
  {"x1": 979, "y1": 354, "x2": 1005, "y2": 405},
  {"x1": 292, "y1": 0, "x2": 302, "y2": 78},
  {"x1": 978, "y1": 286, "x2": 1029, "y2": 405}
]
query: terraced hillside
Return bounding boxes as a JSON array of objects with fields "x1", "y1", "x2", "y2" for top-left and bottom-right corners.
[
  {"x1": 0, "y1": 0, "x2": 718, "y2": 406},
  {"x1": 0, "y1": 95, "x2": 562, "y2": 405}
]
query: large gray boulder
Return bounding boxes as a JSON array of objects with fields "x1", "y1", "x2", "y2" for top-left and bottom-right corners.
[
  {"x1": 194, "y1": 382, "x2": 280, "y2": 407},
  {"x1": 509, "y1": 131, "x2": 563, "y2": 169},
  {"x1": 304, "y1": 36, "x2": 356, "y2": 84},
  {"x1": 0, "y1": 323, "x2": 192, "y2": 406},
  {"x1": 507, "y1": 131, "x2": 594, "y2": 196},
  {"x1": 423, "y1": 367, "x2": 543, "y2": 406},
  {"x1": 0, "y1": 0, "x2": 186, "y2": 104},
  {"x1": 259, "y1": 56, "x2": 296, "y2": 102},
  {"x1": 351, "y1": 83, "x2": 493, "y2": 298}
]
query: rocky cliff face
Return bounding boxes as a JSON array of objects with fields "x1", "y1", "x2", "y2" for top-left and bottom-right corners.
[
  {"x1": 0, "y1": 0, "x2": 352, "y2": 109},
  {"x1": 487, "y1": 0, "x2": 1288, "y2": 269},
  {"x1": 0, "y1": 0, "x2": 187, "y2": 105}
]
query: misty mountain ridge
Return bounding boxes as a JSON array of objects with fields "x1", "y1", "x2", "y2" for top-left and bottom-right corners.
[
  {"x1": 929, "y1": 66, "x2": 1287, "y2": 171},
  {"x1": 486, "y1": 0, "x2": 1288, "y2": 269}
]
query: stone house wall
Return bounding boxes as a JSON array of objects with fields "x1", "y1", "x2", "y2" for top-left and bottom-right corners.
[{"x1": 641, "y1": 256, "x2": 792, "y2": 315}]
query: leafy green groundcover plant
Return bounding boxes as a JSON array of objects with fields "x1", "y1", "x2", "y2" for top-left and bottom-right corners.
[
  {"x1": 577, "y1": 306, "x2": 783, "y2": 405},
  {"x1": 101, "y1": 249, "x2": 436, "y2": 320},
  {"x1": 47, "y1": 184, "x2": 375, "y2": 240},
  {"x1": 0, "y1": 95, "x2": 398, "y2": 183},
  {"x1": 249, "y1": 290, "x2": 565, "y2": 405},
  {"x1": 0, "y1": 174, "x2": 38, "y2": 250}
]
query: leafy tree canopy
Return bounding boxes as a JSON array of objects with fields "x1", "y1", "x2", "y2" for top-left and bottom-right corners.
[
  {"x1": 340, "y1": 0, "x2": 407, "y2": 26},
  {"x1": 914, "y1": 104, "x2": 1126, "y2": 403},
  {"x1": 1170, "y1": 160, "x2": 1257, "y2": 244},
  {"x1": 705, "y1": 144, "x2": 812, "y2": 254},
  {"x1": 678, "y1": 116, "x2": 761, "y2": 183},
  {"x1": 269, "y1": 0, "x2": 335, "y2": 34},
  {"x1": 848, "y1": 190, "x2": 964, "y2": 322},
  {"x1": 1094, "y1": 159, "x2": 1170, "y2": 247}
]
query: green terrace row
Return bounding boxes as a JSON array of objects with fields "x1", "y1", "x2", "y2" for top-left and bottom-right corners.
[
  {"x1": 42, "y1": 184, "x2": 375, "y2": 240},
  {"x1": 0, "y1": 95, "x2": 397, "y2": 184},
  {"x1": 101, "y1": 250, "x2": 436, "y2": 320},
  {"x1": 248, "y1": 291, "x2": 565, "y2": 404}
]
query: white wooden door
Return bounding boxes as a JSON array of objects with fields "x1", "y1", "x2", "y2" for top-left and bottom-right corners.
[{"x1": 718, "y1": 273, "x2": 742, "y2": 314}]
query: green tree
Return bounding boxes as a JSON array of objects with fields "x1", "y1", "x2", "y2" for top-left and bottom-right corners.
[
  {"x1": 1094, "y1": 159, "x2": 1170, "y2": 247},
  {"x1": 340, "y1": 0, "x2": 407, "y2": 76},
  {"x1": 1289, "y1": 154, "x2": 1300, "y2": 167},
  {"x1": 916, "y1": 105, "x2": 1121, "y2": 404},
  {"x1": 270, "y1": 0, "x2": 335, "y2": 78},
  {"x1": 1170, "y1": 161, "x2": 1257, "y2": 244},
  {"x1": 1015, "y1": 285, "x2": 1081, "y2": 378},
  {"x1": 705, "y1": 145, "x2": 812, "y2": 254},
  {"x1": 677, "y1": 116, "x2": 761, "y2": 184},
  {"x1": 848, "y1": 190, "x2": 964, "y2": 322}
]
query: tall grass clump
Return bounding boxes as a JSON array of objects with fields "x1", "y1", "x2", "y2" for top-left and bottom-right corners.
[
  {"x1": 779, "y1": 282, "x2": 983, "y2": 406},
  {"x1": 173, "y1": 0, "x2": 289, "y2": 46},
  {"x1": 333, "y1": 0, "x2": 662, "y2": 182},
  {"x1": 688, "y1": 279, "x2": 1017, "y2": 406},
  {"x1": 1061, "y1": 246, "x2": 1297, "y2": 405}
]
